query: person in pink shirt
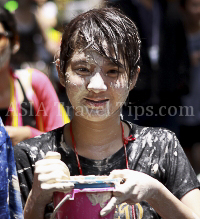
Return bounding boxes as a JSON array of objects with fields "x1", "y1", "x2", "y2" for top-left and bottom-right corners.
[{"x1": 0, "y1": 6, "x2": 69, "y2": 145}]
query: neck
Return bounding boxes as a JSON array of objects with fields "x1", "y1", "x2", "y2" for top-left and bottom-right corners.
[
  {"x1": 0, "y1": 65, "x2": 10, "y2": 93},
  {"x1": 65, "y1": 110, "x2": 130, "y2": 159},
  {"x1": 72, "y1": 111, "x2": 122, "y2": 147}
]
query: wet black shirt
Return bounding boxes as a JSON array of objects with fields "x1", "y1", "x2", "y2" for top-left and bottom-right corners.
[{"x1": 14, "y1": 121, "x2": 200, "y2": 219}]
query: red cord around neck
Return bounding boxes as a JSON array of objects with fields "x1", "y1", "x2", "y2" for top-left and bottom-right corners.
[
  {"x1": 69, "y1": 121, "x2": 136, "y2": 175},
  {"x1": 121, "y1": 122, "x2": 136, "y2": 169},
  {"x1": 70, "y1": 122, "x2": 83, "y2": 175}
]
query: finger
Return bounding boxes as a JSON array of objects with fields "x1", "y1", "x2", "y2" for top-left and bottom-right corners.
[
  {"x1": 100, "y1": 196, "x2": 119, "y2": 217},
  {"x1": 35, "y1": 164, "x2": 70, "y2": 176},
  {"x1": 45, "y1": 151, "x2": 61, "y2": 160},
  {"x1": 110, "y1": 169, "x2": 130, "y2": 175},
  {"x1": 35, "y1": 159, "x2": 68, "y2": 169},
  {"x1": 38, "y1": 171, "x2": 70, "y2": 183},
  {"x1": 41, "y1": 182, "x2": 74, "y2": 192},
  {"x1": 109, "y1": 169, "x2": 128, "y2": 179}
]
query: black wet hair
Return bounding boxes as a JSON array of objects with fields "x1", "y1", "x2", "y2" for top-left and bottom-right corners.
[
  {"x1": 59, "y1": 7, "x2": 141, "y2": 84},
  {"x1": 0, "y1": 6, "x2": 18, "y2": 49}
]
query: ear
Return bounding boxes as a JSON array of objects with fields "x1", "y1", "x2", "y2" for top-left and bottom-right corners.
[
  {"x1": 129, "y1": 66, "x2": 140, "y2": 91},
  {"x1": 12, "y1": 35, "x2": 20, "y2": 54},
  {"x1": 12, "y1": 42, "x2": 20, "y2": 54},
  {"x1": 56, "y1": 59, "x2": 66, "y2": 87}
]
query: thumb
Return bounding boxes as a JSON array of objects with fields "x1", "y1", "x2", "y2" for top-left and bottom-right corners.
[
  {"x1": 100, "y1": 196, "x2": 120, "y2": 217},
  {"x1": 45, "y1": 151, "x2": 61, "y2": 160}
]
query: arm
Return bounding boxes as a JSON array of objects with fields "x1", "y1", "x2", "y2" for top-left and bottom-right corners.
[
  {"x1": 0, "y1": 119, "x2": 23, "y2": 218},
  {"x1": 29, "y1": 126, "x2": 44, "y2": 138},
  {"x1": 24, "y1": 152, "x2": 73, "y2": 219},
  {"x1": 101, "y1": 169, "x2": 200, "y2": 219},
  {"x1": 31, "y1": 69, "x2": 69, "y2": 137},
  {"x1": 5, "y1": 126, "x2": 31, "y2": 146},
  {"x1": 101, "y1": 131, "x2": 200, "y2": 218},
  {"x1": 148, "y1": 183, "x2": 200, "y2": 219}
]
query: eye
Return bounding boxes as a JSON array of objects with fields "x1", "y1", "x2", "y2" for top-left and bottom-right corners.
[
  {"x1": 106, "y1": 69, "x2": 120, "y2": 77},
  {"x1": 75, "y1": 68, "x2": 90, "y2": 76}
]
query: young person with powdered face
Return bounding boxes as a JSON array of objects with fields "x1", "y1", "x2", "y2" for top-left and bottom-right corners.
[{"x1": 14, "y1": 7, "x2": 200, "y2": 219}]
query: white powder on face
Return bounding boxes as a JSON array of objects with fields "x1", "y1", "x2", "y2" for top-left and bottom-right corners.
[
  {"x1": 114, "y1": 80, "x2": 121, "y2": 88},
  {"x1": 86, "y1": 192, "x2": 112, "y2": 208},
  {"x1": 86, "y1": 52, "x2": 104, "y2": 67},
  {"x1": 109, "y1": 74, "x2": 129, "y2": 89},
  {"x1": 88, "y1": 72, "x2": 107, "y2": 91},
  {"x1": 65, "y1": 72, "x2": 84, "y2": 86}
]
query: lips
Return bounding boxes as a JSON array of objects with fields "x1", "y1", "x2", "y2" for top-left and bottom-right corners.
[{"x1": 84, "y1": 98, "x2": 109, "y2": 107}]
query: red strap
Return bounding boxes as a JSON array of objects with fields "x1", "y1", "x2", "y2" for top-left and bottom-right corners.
[
  {"x1": 70, "y1": 122, "x2": 83, "y2": 175},
  {"x1": 121, "y1": 122, "x2": 136, "y2": 169}
]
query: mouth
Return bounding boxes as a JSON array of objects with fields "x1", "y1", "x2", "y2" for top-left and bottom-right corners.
[{"x1": 84, "y1": 98, "x2": 109, "y2": 107}]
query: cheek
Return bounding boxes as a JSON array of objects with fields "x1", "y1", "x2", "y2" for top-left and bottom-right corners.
[
  {"x1": 110, "y1": 75, "x2": 129, "y2": 99},
  {"x1": 0, "y1": 38, "x2": 9, "y2": 52},
  {"x1": 65, "y1": 74, "x2": 86, "y2": 100},
  {"x1": 109, "y1": 79, "x2": 129, "y2": 110},
  {"x1": 65, "y1": 73, "x2": 85, "y2": 88}
]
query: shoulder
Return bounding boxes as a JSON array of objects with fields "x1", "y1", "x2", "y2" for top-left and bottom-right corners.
[
  {"x1": 127, "y1": 120, "x2": 175, "y2": 139},
  {"x1": 15, "y1": 68, "x2": 51, "y2": 83},
  {"x1": 14, "y1": 126, "x2": 64, "y2": 162},
  {"x1": 126, "y1": 120, "x2": 178, "y2": 150},
  {"x1": 30, "y1": 68, "x2": 50, "y2": 81}
]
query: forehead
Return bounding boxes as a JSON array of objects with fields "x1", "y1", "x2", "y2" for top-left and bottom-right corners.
[
  {"x1": 70, "y1": 49, "x2": 124, "y2": 67},
  {"x1": 71, "y1": 50, "x2": 106, "y2": 64}
]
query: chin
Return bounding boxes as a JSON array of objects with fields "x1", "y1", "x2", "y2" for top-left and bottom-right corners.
[
  {"x1": 84, "y1": 115, "x2": 110, "y2": 122},
  {"x1": 75, "y1": 108, "x2": 112, "y2": 122}
]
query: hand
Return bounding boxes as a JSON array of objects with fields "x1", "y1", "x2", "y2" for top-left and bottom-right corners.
[
  {"x1": 31, "y1": 151, "x2": 73, "y2": 206},
  {"x1": 5, "y1": 126, "x2": 31, "y2": 146},
  {"x1": 100, "y1": 169, "x2": 160, "y2": 217}
]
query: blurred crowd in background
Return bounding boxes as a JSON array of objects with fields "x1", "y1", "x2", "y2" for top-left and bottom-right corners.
[{"x1": 0, "y1": 0, "x2": 200, "y2": 174}]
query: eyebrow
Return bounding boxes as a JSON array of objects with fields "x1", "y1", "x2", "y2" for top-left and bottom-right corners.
[
  {"x1": 71, "y1": 60, "x2": 88, "y2": 65},
  {"x1": 105, "y1": 61, "x2": 124, "y2": 68},
  {"x1": 71, "y1": 58, "x2": 124, "y2": 68}
]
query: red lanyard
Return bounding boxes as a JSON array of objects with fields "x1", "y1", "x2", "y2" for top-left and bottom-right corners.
[{"x1": 69, "y1": 121, "x2": 136, "y2": 175}]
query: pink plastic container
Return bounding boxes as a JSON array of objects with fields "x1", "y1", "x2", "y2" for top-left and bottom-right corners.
[{"x1": 53, "y1": 187, "x2": 115, "y2": 219}]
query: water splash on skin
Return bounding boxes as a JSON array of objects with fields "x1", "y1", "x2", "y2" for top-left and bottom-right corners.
[
  {"x1": 109, "y1": 74, "x2": 129, "y2": 90},
  {"x1": 65, "y1": 72, "x2": 84, "y2": 86},
  {"x1": 86, "y1": 51, "x2": 104, "y2": 67}
]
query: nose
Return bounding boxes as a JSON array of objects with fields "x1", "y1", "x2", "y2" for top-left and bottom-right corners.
[{"x1": 87, "y1": 72, "x2": 107, "y2": 93}]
